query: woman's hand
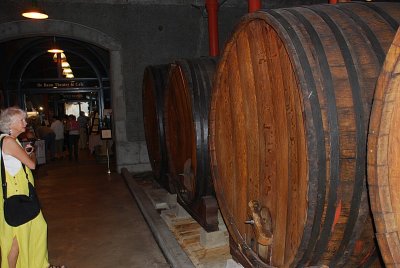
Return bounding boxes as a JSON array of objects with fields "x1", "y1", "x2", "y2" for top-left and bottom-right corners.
[{"x1": 25, "y1": 143, "x2": 35, "y2": 155}]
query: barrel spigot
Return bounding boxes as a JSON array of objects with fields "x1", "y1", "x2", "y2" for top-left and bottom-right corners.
[
  {"x1": 245, "y1": 219, "x2": 255, "y2": 225},
  {"x1": 248, "y1": 200, "x2": 273, "y2": 246}
]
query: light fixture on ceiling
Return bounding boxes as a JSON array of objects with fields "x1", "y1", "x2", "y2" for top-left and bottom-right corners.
[
  {"x1": 48, "y1": 37, "x2": 64, "y2": 53},
  {"x1": 62, "y1": 68, "x2": 73, "y2": 75},
  {"x1": 61, "y1": 61, "x2": 70, "y2": 68},
  {"x1": 22, "y1": 0, "x2": 48, "y2": 19},
  {"x1": 53, "y1": 52, "x2": 66, "y2": 62},
  {"x1": 48, "y1": 48, "x2": 64, "y2": 53},
  {"x1": 66, "y1": 74, "x2": 74, "y2": 79}
]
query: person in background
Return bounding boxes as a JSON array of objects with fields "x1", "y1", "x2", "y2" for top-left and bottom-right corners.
[
  {"x1": 62, "y1": 115, "x2": 69, "y2": 158},
  {"x1": 35, "y1": 122, "x2": 56, "y2": 161},
  {"x1": 17, "y1": 121, "x2": 36, "y2": 143},
  {"x1": 50, "y1": 116, "x2": 64, "y2": 160},
  {"x1": 67, "y1": 114, "x2": 80, "y2": 161},
  {"x1": 0, "y1": 107, "x2": 65, "y2": 268},
  {"x1": 77, "y1": 111, "x2": 89, "y2": 150}
]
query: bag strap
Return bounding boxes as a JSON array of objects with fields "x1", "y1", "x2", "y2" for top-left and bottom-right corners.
[
  {"x1": 1, "y1": 136, "x2": 31, "y2": 200},
  {"x1": 1, "y1": 136, "x2": 7, "y2": 199}
]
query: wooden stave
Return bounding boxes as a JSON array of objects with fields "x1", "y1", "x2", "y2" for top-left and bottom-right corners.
[
  {"x1": 164, "y1": 57, "x2": 219, "y2": 231},
  {"x1": 209, "y1": 3, "x2": 400, "y2": 267},
  {"x1": 142, "y1": 64, "x2": 172, "y2": 192},
  {"x1": 368, "y1": 28, "x2": 400, "y2": 267}
]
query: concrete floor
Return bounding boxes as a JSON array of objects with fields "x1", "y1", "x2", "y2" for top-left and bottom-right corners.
[{"x1": 34, "y1": 150, "x2": 170, "y2": 268}]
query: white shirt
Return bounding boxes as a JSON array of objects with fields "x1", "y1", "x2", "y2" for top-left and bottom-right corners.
[
  {"x1": 51, "y1": 120, "x2": 64, "y2": 140},
  {"x1": 2, "y1": 152, "x2": 22, "y2": 177},
  {"x1": 0, "y1": 134, "x2": 23, "y2": 176}
]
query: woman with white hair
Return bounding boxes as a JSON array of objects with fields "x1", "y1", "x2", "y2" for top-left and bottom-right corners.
[{"x1": 0, "y1": 107, "x2": 64, "y2": 268}]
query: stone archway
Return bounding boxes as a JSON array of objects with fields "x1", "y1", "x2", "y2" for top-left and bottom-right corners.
[{"x1": 0, "y1": 19, "x2": 128, "y2": 171}]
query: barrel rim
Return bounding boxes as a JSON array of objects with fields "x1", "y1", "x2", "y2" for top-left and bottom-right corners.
[{"x1": 367, "y1": 28, "x2": 400, "y2": 266}]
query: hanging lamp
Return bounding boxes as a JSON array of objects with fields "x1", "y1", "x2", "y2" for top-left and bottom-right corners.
[
  {"x1": 22, "y1": 0, "x2": 48, "y2": 19},
  {"x1": 48, "y1": 48, "x2": 64, "y2": 53},
  {"x1": 48, "y1": 37, "x2": 64, "y2": 53},
  {"x1": 53, "y1": 52, "x2": 66, "y2": 62},
  {"x1": 61, "y1": 61, "x2": 70, "y2": 68},
  {"x1": 62, "y1": 68, "x2": 73, "y2": 75}
]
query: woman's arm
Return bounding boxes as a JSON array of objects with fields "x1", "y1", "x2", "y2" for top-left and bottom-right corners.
[{"x1": 2, "y1": 137, "x2": 36, "y2": 170}]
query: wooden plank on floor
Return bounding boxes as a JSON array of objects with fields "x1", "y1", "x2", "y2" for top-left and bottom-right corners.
[{"x1": 122, "y1": 168, "x2": 194, "y2": 268}]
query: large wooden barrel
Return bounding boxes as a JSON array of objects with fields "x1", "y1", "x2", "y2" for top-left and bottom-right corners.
[
  {"x1": 164, "y1": 57, "x2": 218, "y2": 232},
  {"x1": 142, "y1": 64, "x2": 173, "y2": 192},
  {"x1": 209, "y1": 3, "x2": 400, "y2": 267},
  {"x1": 368, "y1": 28, "x2": 400, "y2": 267}
]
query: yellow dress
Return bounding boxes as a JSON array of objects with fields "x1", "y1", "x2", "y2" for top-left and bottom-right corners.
[{"x1": 0, "y1": 137, "x2": 49, "y2": 268}]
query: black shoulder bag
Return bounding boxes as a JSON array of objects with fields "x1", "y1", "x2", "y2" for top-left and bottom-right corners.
[{"x1": 1, "y1": 137, "x2": 40, "y2": 227}]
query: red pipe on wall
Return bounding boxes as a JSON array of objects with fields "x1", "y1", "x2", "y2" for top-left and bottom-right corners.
[
  {"x1": 248, "y1": 0, "x2": 262, "y2": 13},
  {"x1": 206, "y1": 0, "x2": 219, "y2": 57}
]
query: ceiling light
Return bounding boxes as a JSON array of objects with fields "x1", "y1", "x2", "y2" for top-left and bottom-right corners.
[
  {"x1": 48, "y1": 36, "x2": 63, "y2": 53},
  {"x1": 53, "y1": 53, "x2": 66, "y2": 62},
  {"x1": 62, "y1": 68, "x2": 73, "y2": 74},
  {"x1": 48, "y1": 48, "x2": 64, "y2": 53},
  {"x1": 22, "y1": 10, "x2": 48, "y2": 19},
  {"x1": 66, "y1": 74, "x2": 74, "y2": 78},
  {"x1": 22, "y1": 1, "x2": 48, "y2": 19},
  {"x1": 61, "y1": 61, "x2": 70, "y2": 68}
]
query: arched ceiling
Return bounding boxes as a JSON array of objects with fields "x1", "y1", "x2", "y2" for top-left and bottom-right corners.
[{"x1": 0, "y1": 36, "x2": 109, "y2": 82}]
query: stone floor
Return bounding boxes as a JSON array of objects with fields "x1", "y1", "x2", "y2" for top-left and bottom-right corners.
[{"x1": 35, "y1": 150, "x2": 170, "y2": 268}]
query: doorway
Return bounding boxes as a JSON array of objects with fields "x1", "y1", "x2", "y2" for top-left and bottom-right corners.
[
  {"x1": 65, "y1": 102, "x2": 89, "y2": 118},
  {"x1": 0, "y1": 19, "x2": 133, "y2": 172}
]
